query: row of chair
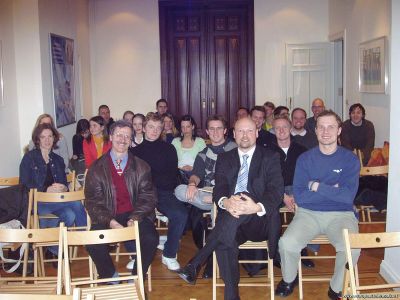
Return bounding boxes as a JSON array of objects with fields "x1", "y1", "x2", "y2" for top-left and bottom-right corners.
[{"x1": 0, "y1": 223, "x2": 145, "y2": 300}]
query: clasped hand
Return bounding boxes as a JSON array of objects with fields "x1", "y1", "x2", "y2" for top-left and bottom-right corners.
[{"x1": 224, "y1": 193, "x2": 260, "y2": 218}]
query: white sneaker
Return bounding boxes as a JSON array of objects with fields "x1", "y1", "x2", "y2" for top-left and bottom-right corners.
[
  {"x1": 157, "y1": 243, "x2": 165, "y2": 251},
  {"x1": 161, "y1": 255, "x2": 180, "y2": 271},
  {"x1": 126, "y1": 259, "x2": 135, "y2": 270}
]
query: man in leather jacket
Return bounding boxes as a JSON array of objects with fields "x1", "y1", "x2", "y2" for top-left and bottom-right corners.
[{"x1": 84, "y1": 120, "x2": 158, "y2": 279}]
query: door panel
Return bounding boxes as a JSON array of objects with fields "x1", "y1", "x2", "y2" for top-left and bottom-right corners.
[{"x1": 159, "y1": 0, "x2": 254, "y2": 132}]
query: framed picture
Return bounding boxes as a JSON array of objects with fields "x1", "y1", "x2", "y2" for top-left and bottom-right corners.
[
  {"x1": 50, "y1": 33, "x2": 76, "y2": 127},
  {"x1": 0, "y1": 40, "x2": 4, "y2": 107},
  {"x1": 359, "y1": 36, "x2": 387, "y2": 93}
]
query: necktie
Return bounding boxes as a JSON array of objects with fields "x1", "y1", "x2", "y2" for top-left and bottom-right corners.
[
  {"x1": 115, "y1": 159, "x2": 123, "y2": 176},
  {"x1": 235, "y1": 154, "x2": 249, "y2": 194}
]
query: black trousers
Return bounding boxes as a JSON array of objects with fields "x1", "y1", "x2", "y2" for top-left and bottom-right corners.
[
  {"x1": 191, "y1": 209, "x2": 280, "y2": 300},
  {"x1": 86, "y1": 212, "x2": 159, "y2": 279}
]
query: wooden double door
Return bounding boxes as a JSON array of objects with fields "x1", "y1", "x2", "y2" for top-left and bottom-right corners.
[{"x1": 159, "y1": 0, "x2": 255, "y2": 133}]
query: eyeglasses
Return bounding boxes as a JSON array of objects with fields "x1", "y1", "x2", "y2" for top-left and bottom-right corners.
[
  {"x1": 208, "y1": 127, "x2": 224, "y2": 132},
  {"x1": 113, "y1": 132, "x2": 131, "y2": 140}
]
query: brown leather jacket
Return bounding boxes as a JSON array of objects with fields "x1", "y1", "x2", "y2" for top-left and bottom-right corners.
[{"x1": 84, "y1": 151, "x2": 156, "y2": 226}]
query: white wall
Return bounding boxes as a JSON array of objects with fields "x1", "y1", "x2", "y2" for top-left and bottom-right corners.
[
  {"x1": 89, "y1": 0, "x2": 161, "y2": 119},
  {"x1": 329, "y1": 0, "x2": 390, "y2": 146},
  {"x1": 381, "y1": 0, "x2": 400, "y2": 285},
  {"x1": 254, "y1": 0, "x2": 329, "y2": 106},
  {"x1": 0, "y1": 0, "x2": 24, "y2": 176}
]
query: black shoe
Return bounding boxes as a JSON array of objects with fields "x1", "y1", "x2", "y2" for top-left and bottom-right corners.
[
  {"x1": 301, "y1": 248, "x2": 315, "y2": 268},
  {"x1": 177, "y1": 263, "x2": 200, "y2": 285},
  {"x1": 275, "y1": 276, "x2": 298, "y2": 297},
  {"x1": 328, "y1": 286, "x2": 342, "y2": 300}
]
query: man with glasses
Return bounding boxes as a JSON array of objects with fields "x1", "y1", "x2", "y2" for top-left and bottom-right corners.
[
  {"x1": 131, "y1": 112, "x2": 188, "y2": 272},
  {"x1": 84, "y1": 120, "x2": 158, "y2": 281},
  {"x1": 305, "y1": 98, "x2": 325, "y2": 140}
]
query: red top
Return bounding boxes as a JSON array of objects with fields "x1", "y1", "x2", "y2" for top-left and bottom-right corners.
[
  {"x1": 108, "y1": 155, "x2": 133, "y2": 214},
  {"x1": 83, "y1": 138, "x2": 111, "y2": 168}
]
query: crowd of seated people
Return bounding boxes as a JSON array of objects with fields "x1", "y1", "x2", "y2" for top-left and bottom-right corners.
[{"x1": 12, "y1": 96, "x2": 378, "y2": 300}]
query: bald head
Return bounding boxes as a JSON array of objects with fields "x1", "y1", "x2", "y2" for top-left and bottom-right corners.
[
  {"x1": 311, "y1": 98, "x2": 325, "y2": 119},
  {"x1": 234, "y1": 117, "x2": 258, "y2": 152}
]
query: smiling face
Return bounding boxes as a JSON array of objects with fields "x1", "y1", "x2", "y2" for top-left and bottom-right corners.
[
  {"x1": 291, "y1": 109, "x2": 307, "y2": 130},
  {"x1": 234, "y1": 118, "x2": 258, "y2": 151},
  {"x1": 316, "y1": 115, "x2": 341, "y2": 146},
  {"x1": 144, "y1": 119, "x2": 163, "y2": 141},
  {"x1": 110, "y1": 126, "x2": 132, "y2": 155},
  {"x1": 251, "y1": 110, "x2": 265, "y2": 130},
  {"x1": 350, "y1": 107, "x2": 364, "y2": 125},
  {"x1": 274, "y1": 118, "x2": 291, "y2": 143},
  {"x1": 163, "y1": 116, "x2": 173, "y2": 132},
  {"x1": 206, "y1": 120, "x2": 226, "y2": 146},
  {"x1": 311, "y1": 98, "x2": 325, "y2": 118},
  {"x1": 39, "y1": 129, "x2": 55, "y2": 152},
  {"x1": 90, "y1": 120, "x2": 104, "y2": 137}
]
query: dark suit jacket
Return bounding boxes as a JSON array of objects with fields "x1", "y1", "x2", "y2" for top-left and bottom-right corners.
[
  {"x1": 212, "y1": 145, "x2": 284, "y2": 256},
  {"x1": 257, "y1": 128, "x2": 277, "y2": 148}
]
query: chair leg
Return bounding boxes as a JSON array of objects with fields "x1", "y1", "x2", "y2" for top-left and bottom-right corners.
[
  {"x1": 147, "y1": 265, "x2": 152, "y2": 292},
  {"x1": 269, "y1": 256, "x2": 274, "y2": 300},
  {"x1": 212, "y1": 252, "x2": 217, "y2": 300},
  {"x1": 298, "y1": 259, "x2": 303, "y2": 300}
]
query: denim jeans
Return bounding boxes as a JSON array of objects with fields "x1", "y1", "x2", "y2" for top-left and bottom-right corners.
[{"x1": 156, "y1": 189, "x2": 189, "y2": 258}]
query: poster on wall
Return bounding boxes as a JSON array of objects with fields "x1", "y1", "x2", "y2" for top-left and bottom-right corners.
[
  {"x1": 50, "y1": 33, "x2": 76, "y2": 127},
  {"x1": 359, "y1": 36, "x2": 387, "y2": 93}
]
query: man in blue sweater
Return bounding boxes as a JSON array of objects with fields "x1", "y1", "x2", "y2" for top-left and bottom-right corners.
[{"x1": 275, "y1": 110, "x2": 361, "y2": 300}]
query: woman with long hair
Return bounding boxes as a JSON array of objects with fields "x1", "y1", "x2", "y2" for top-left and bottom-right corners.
[
  {"x1": 172, "y1": 115, "x2": 206, "y2": 181},
  {"x1": 83, "y1": 116, "x2": 111, "y2": 168},
  {"x1": 131, "y1": 113, "x2": 145, "y2": 147},
  {"x1": 29, "y1": 114, "x2": 70, "y2": 171},
  {"x1": 161, "y1": 113, "x2": 179, "y2": 143}
]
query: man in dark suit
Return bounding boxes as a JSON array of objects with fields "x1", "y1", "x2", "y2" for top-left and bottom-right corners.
[
  {"x1": 250, "y1": 105, "x2": 277, "y2": 147},
  {"x1": 178, "y1": 117, "x2": 284, "y2": 300}
]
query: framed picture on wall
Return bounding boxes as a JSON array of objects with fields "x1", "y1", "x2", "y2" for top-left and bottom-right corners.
[
  {"x1": 359, "y1": 36, "x2": 387, "y2": 93},
  {"x1": 49, "y1": 33, "x2": 76, "y2": 127}
]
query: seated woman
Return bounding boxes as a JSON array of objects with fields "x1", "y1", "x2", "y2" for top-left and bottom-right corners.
[
  {"x1": 172, "y1": 115, "x2": 206, "y2": 182},
  {"x1": 161, "y1": 113, "x2": 179, "y2": 143},
  {"x1": 28, "y1": 114, "x2": 70, "y2": 172},
  {"x1": 83, "y1": 116, "x2": 111, "y2": 168},
  {"x1": 123, "y1": 110, "x2": 135, "y2": 123},
  {"x1": 71, "y1": 119, "x2": 90, "y2": 183},
  {"x1": 131, "y1": 113, "x2": 145, "y2": 147},
  {"x1": 20, "y1": 123, "x2": 87, "y2": 258},
  {"x1": 340, "y1": 103, "x2": 375, "y2": 165}
]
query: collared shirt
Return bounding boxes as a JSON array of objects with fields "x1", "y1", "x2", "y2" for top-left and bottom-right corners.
[
  {"x1": 110, "y1": 150, "x2": 128, "y2": 171},
  {"x1": 218, "y1": 145, "x2": 266, "y2": 216},
  {"x1": 291, "y1": 128, "x2": 307, "y2": 136}
]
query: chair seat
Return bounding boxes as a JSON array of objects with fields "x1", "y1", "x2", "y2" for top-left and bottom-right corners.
[
  {"x1": 81, "y1": 282, "x2": 141, "y2": 300},
  {"x1": 0, "y1": 283, "x2": 58, "y2": 294}
]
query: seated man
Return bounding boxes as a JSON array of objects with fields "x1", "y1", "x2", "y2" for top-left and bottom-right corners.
[
  {"x1": 178, "y1": 117, "x2": 283, "y2": 300},
  {"x1": 84, "y1": 120, "x2": 158, "y2": 280},
  {"x1": 175, "y1": 114, "x2": 237, "y2": 211},
  {"x1": 131, "y1": 113, "x2": 188, "y2": 271},
  {"x1": 275, "y1": 110, "x2": 361, "y2": 300},
  {"x1": 250, "y1": 105, "x2": 277, "y2": 147},
  {"x1": 290, "y1": 107, "x2": 318, "y2": 149}
]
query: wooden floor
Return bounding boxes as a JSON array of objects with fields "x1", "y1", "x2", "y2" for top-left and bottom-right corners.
[{"x1": 2, "y1": 212, "x2": 388, "y2": 300}]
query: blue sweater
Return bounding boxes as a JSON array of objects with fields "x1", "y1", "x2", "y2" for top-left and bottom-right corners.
[{"x1": 293, "y1": 146, "x2": 360, "y2": 212}]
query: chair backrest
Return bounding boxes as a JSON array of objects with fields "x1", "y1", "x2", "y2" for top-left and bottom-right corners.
[
  {"x1": 62, "y1": 223, "x2": 144, "y2": 298},
  {"x1": 0, "y1": 225, "x2": 64, "y2": 294},
  {"x1": 0, "y1": 176, "x2": 19, "y2": 186},
  {"x1": 343, "y1": 229, "x2": 400, "y2": 296},
  {"x1": 33, "y1": 189, "x2": 86, "y2": 229},
  {"x1": 67, "y1": 170, "x2": 76, "y2": 191},
  {"x1": 359, "y1": 165, "x2": 389, "y2": 177}
]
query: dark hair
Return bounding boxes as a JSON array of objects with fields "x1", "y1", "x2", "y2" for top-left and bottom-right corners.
[
  {"x1": 250, "y1": 106, "x2": 265, "y2": 117},
  {"x1": 156, "y1": 98, "x2": 168, "y2": 107},
  {"x1": 98, "y1": 104, "x2": 109, "y2": 113},
  {"x1": 206, "y1": 114, "x2": 227, "y2": 129},
  {"x1": 32, "y1": 123, "x2": 60, "y2": 149},
  {"x1": 316, "y1": 110, "x2": 342, "y2": 128},
  {"x1": 123, "y1": 110, "x2": 134, "y2": 120},
  {"x1": 180, "y1": 114, "x2": 197, "y2": 141},
  {"x1": 273, "y1": 106, "x2": 290, "y2": 118},
  {"x1": 236, "y1": 107, "x2": 249, "y2": 114},
  {"x1": 349, "y1": 103, "x2": 366, "y2": 119},
  {"x1": 263, "y1": 101, "x2": 275, "y2": 110},
  {"x1": 86, "y1": 116, "x2": 109, "y2": 143},
  {"x1": 291, "y1": 107, "x2": 307, "y2": 119},
  {"x1": 109, "y1": 120, "x2": 133, "y2": 136},
  {"x1": 76, "y1": 119, "x2": 90, "y2": 135},
  {"x1": 132, "y1": 113, "x2": 146, "y2": 134}
]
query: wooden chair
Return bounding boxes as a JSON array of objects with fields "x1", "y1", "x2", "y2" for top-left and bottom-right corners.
[
  {"x1": 66, "y1": 170, "x2": 76, "y2": 192},
  {"x1": 63, "y1": 223, "x2": 145, "y2": 300},
  {"x1": 358, "y1": 165, "x2": 389, "y2": 223},
  {"x1": 0, "y1": 289, "x2": 94, "y2": 300},
  {"x1": 0, "y1": 176, "x2": 19, "y2": 186},
  {"x1": 211, "y1": 205, "x2": 274, "y2": 300},
  {"x1": 0, "y1": 225, "x2": 63, "y2": 295},
  {"x1": 32, "y1": 189, "x2": 87, "y2": 275},
  {"x1": 297, "y1": 235, "x2": 336, "y2": 299},
  {"x1": 342, "y1": 229, "x2": 400, "y2": 298}
]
